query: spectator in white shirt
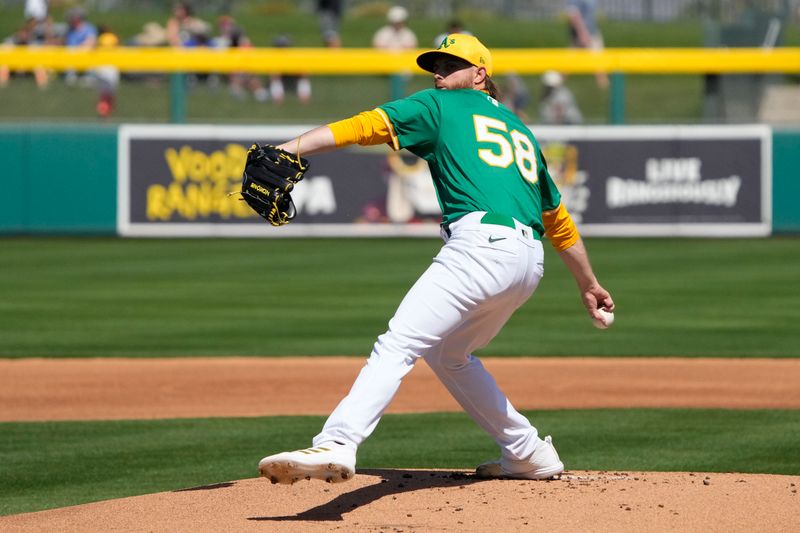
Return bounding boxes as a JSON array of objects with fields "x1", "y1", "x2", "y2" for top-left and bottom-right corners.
[{"x1": 372, "y1": 6, "x2": 417, "y2": 51}]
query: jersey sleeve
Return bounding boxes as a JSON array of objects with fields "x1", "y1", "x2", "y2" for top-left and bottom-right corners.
[
  {"x1": 328, "y1": 109, "x2": 393, "y2": 147},
  {"x1": 377, "y1": 90, "x2": 442, "y2": 154},
  {"x1": 543, "y1": 202, "x2": 580, "y2": 251}
]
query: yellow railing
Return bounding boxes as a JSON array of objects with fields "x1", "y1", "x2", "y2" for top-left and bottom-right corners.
[{"x1": 1, "y1": 46, "x2": 799, "y2": 74}]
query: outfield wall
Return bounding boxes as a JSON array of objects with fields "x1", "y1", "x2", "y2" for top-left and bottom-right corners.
[
  {"x1": 773, "y1": 130, "x2": 800, "y2": 234},
  {"x1": 1, "y1": 124, "x2": 798, "y2": 235},
  {"x1": 0, "y1": 125, "x2": 117, "y2": 234}
]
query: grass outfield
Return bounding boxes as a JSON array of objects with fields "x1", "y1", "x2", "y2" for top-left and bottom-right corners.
[
  {"x1": 0, "y1": 73, "x2": 706, "y2": 126},
  {"x1": 1, "y1": 409, "x2": 799, "y2": 516},
  {"x1": 1, "y1": 237, "x2": 798, "y2": 358}
]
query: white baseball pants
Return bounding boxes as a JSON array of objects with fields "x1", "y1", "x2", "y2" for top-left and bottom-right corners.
[{"x1": 313, "y1": 212, "x2": 545, "y2": 464}]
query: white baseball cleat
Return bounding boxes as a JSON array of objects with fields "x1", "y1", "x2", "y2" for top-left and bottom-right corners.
[
  {"x1": 475, "y1": 435, "x2": 564, "y2": 480},
  {"x1": 258, "y1": 441, "x2": 356, "y2": 485}
]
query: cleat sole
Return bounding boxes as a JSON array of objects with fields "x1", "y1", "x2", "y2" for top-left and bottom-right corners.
[{"x1": 259, "y1": 458, "x2": 355, "y2": 485}]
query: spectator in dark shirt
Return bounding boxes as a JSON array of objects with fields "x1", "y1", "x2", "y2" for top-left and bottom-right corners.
[
  {"x1": 317, "y1": 0, "x2": 344, "y2": 47},
  {"x1": 565, "y1": 0, "x2": 608, "y2": 89}
]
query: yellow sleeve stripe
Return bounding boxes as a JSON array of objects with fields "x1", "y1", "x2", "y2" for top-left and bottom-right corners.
[
  {"x1": 328, "y1": 118, "x2": 357, "y2": 147},
  {"x1": 327, "y1": 109, "x2": 396, "y2": 148},
  {"x1": 543, "y1": 202, "x2": 580, "y2": 252},
  {"x1": 374, "y1": 107, "x2": 400, "y2": 151}
]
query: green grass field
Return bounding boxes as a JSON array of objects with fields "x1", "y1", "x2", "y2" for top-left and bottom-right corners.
[
  {"x1": 1, "y1": 236, "x2": 798, "y2": 516},
  {"x1": 1, "y1": 237, "x2": 798, "y2": 358},
  {"x1": 2, "y1": 409, "x2": 799, "y2": 516}
]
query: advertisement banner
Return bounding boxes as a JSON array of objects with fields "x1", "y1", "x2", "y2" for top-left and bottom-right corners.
[
  {"x1": 535, "y1": 125, "x2": 771, "y2": 236},
  {"x1": 118, "y1": 125, "x2": 771, "y2": 237},
  {"x1": 118, "y1": 125, "x2": 441, "y2": 237}
]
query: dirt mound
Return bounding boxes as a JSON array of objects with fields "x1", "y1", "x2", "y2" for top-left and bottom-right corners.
[{"x1": 2, "y1": 470, "x2": 798, "y2": 532}]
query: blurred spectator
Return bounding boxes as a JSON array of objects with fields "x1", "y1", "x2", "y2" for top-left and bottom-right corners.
[
  {"x1": 213, "y1": 15, "x2": 269, "y2": 102},
  {"x1": 269, "y1": 35, "x2": 311, "y2": 105},
  {"x1": 166, "y1": 1, "x2": 210, "y2": 48},
  {"x1": 130, "y1": 22, "x2": 168, "y2": 47},
  {"x1": 317, "y1": 0, "x2": 343, "y2": 47},
  {"x1": 211, "y1": 14, "x2": 238, "y2": 48},
  {"x1": 433, "y1": 19, "x2": 471, "y2": 48},
  {"x1": 62, "y1": 7, "x2": 98, "y2": 86},
  {"x1": 372, "y1": 6, "x2": 417, "y2": 50},
  {"x1": 166, "y1": 2, "x2": 211, "y2": 88},
  {"x1": 539, "y1": 70, "x2": 583, "y2": 125},
  {"x1": 28, "y1": 12, "x2": 54, "y2": 44},
  {"x1": 1, "y1": 18, "x2": 50, "y2": 89},
  {"x1": 64, "y1": 7, "x2": 97, "y2": 48},
  {"x1": 373, "y1": 6, "x2": 417, "y2": 99},
  {"x1": 564, "y1": 0, "x2": 608, "y2": 89},
  {"x1": 94, "y1": 26, "x2": 120, "y2": 118},
  {"x1": 501, "y1": 73, "x2": 531, "y2": 121},
  {"x1": 24, "y1": 0, "x2": 47, "y2": 22}
]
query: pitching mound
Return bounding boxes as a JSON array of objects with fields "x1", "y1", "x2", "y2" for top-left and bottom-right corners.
[{"x1": 3, "y1": 470, "x2": 798, "y2": 532}]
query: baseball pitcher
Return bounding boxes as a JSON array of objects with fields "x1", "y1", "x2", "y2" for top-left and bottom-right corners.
[{"x1": 252, "y1": 34, "x2": 615, "y2": 484}]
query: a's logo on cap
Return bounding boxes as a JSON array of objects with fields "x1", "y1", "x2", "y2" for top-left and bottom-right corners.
[
  {"x1": 438, "y1": 36, "x2": 455, "y2": 49},
  {"x1": 479, "y1": 56, "x2": 485, "y2": 65}
]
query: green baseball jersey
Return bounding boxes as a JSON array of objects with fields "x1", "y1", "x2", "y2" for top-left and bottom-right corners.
[{"x1": 379, "y1": 88, "x2": 561, "y2": 236}]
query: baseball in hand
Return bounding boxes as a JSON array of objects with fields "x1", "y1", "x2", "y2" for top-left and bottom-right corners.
[{"x1": 592, "y1": 308, "x2": 615, "y2": 329}]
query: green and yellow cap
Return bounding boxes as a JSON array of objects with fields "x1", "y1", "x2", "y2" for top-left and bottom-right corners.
[{"x1": 416, "y1": 33, "x2": 493, "y2": 77}]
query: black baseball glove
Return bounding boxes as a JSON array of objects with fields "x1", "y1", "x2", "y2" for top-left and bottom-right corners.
[{"x1": 238, "y1": 143, "x2": 309, "y2": 226}]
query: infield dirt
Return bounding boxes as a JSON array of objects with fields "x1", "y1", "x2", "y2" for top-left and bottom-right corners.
[{"x1": 2, "y1": 357, "x2": 800, "y2": 421}]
